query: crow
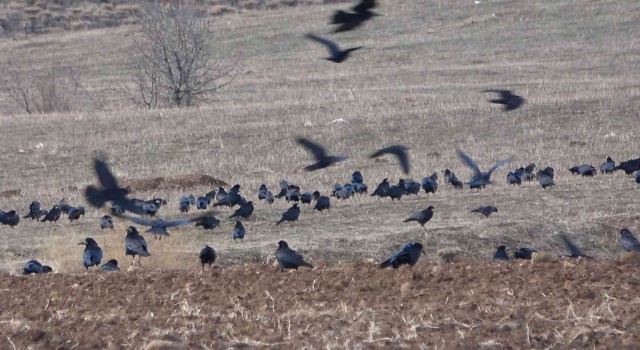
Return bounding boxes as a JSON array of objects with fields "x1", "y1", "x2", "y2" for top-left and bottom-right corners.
[
  {"x1": 277, "y1": 204, "x2": 301, "y2": 225},
  {"x1": 370, "y1": 145, "x2": 410, "y2": 174},
  {"x1": 443, "y1": 169, "x2": 464, "y2": 189},
  {"x1": 41, "y1": 205, "x2": 62, "y2": 223},
  {"x1": 600, "y1": 156, "x2": 616, "y2": 174},
  {"x1": 514, "y1": 247, "x2": 537, "y2": 260},
  {"x1": 296, "y1": 137, "x2": 346, "y2": 170},
  {"x1": 482, "y1": 89, "x2": 525, "y2": 111},
  {"x1": 457, "y1": 149, "x2": 510, "y2": 189},
  {"x1": 620, "y1": 228, "x2": 640, "y2": 252},
  {"x1": 615, "y1": 157, "x2": 640, "y2": 175},
  {"x1": 472, "y1": 206, "x2": 498, "y2": 218},
  {"x1": 233, "y1": 221, "x2": 246, "y2": 242},
  {"x1": 179, "y1": 196, "x2": 191, "y2": 213},
  {"x1": 275, "y1": 240, "x2": 313, "y2": 272},
  {"x1": 331, "y1": 0, "x2": 379, "y2": 32},
  {"x1": 79, "y1": 238, "x2": 103, "y2": 271},
  {"x1": 421, "y1": 173, "x2": 438, "y2": 194},
  {"x1": 199, "y1": 245, "x2": 217, "y2": 270},
  {"x1": 493, "y1": 246, "x2": 510, "y2": 261},
  {"x1": 100, "y1": 215, "x2": 114, "y2": 230},
  {"x1": 230, "y1": 201, "x2": 254, "y2": 219},
  {"x1": 68, "y1": 206, "x2": 85, "y2": 222},
  {"x1": 0, "y1": 210, "x2": 20, "y2": 227},
  {"x1": 23, "y1": 260, "x2": 52, "y2": 274},
  {"x1": 100, "y1": 259, "x2": 120, "y2": 271},
  {"x1": 403, "y1": 206, "x2": 434, "y2": 228},
  {"x1": 125, "y1": 226, "x2": 150, "y2": 265},
  {"x1": 23, "y1": 201, "x2": 46, "y2": 221},
  {"x1": 351, "y1": 171, "x2": 364, "y2": 184},
  {"x1": 195, "y1": 216, "x2": 221, "y2": 230},
  {"x1": 380, "y1": 242, "x2": 424, "y2": 269},
  {"x1": 305, "y1": 34, "x2": 362, "y2": 63}
]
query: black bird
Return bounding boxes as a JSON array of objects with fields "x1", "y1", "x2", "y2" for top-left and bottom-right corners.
[
  {"x1": 331, "y1": 0, "x2": 379, "y2": 32},
  {"x1": 100, "y1": 215, "x2": 114, "y2": 230},
  {"x1": 635, "y1": 171, "x2": 640, "y2": 184},
  {"x1": 125, "y1": 226, "x2": 150, "y2": 265},
  {"x1": 507, "y1": 171, "x2": 522, "y2": 185},
  {"x1": 199, "y1": 245, "x2": 217, "y2": 270},
  {"x1": 275, "y1": 240, "x2": 313, "y2": 272},
  {"x1": 514, "y1": 247, "x2": 537, "y2": 260},
  {"x1": 380, "y1": 242, "x2": 424, "y2": 269},
  {"x1": 457, "y1": 149, "x2": 510, "y2": 189},
  {"x1": 351, "y1": 171, "x2": 364, "y2": 184},
  {"x1": 560, "y1": 234, "x2": 592, "y2": 259},
  {"x1": 385, "y1": 181, "x2": 405, "y2": 201},
  {"x1": 482, "y1": 89, "x2": 525, "y2": 111},
  {"x1": 264, "y1": 191, "x2": 275, "y2": 204},
  {"x1": 196, "y1": 196, "x2": 210, "y2": 210},
  {"x1": 472, "y1": 206, "x2": 498, "y2": 218},
  {"x1": 614, "y1": 157, "x2": 640, "y2": 175},
  {"x1": 493, "y1": 246, "x2": 510, "y2": 261},
  {"x1": 232, "y1": 221, "x2": 246, "y2": 242},
  {"x1": 443, "y1": 169, "x2": 464, "y2": 189},
  {"x1": 314, "y1": 196, "x2": 331, "y2": 212},
  {"x1": 196, "y1": 216, "x2": 221, "y2": 230},
  {"x1": 68, "y1": 206, "x2": 85, "y2": 222},
  {"x1": 0, "y1": 210, "x2": 20, "y2": 227},
  {"x1": 285, "y1": 185, "x2": 301, "y2": 202},
  {"x1": 523, "y1": 163, "x2": 536, "y2": 181},
  {"x1": 277, "y1": 204, "x2": 301, "y2": 225},
  {"x1": 230, "y1": 201, "x2": 254, "y2": 219},
  {"x1": 179, "y1": 196, "x2": 191, "y2": 213},
  {"x1": 41, "y1": 205, "x2": 62, "y2": 223},
  {"x1": 403, "y1": 179, "x2": 421, "y2": 196},
  {"x1": 403, "y1": 206, "x2": 434, "y2": 228},
  {"x1": 296, "y1": 137, "x2": 346, "y2": 170},
  {"x1": 306, "y1": 34, "x2": 361, "y2": 63},
  {"x1": 371, "y1": 178, "x2": 390, "y2": 197},
  {"x1": 620, "y1": 228, "x2": 640, "y2": 252},
  {"x1": 84, "y1": 154, "x2": 131, "y2": 210},
  {"x1": 58, "y1": 200, "x2": 74, "y2": 215},
  {"x1": 23, "y1": 260, "x2": 52, "y2": 274},
  {"x1": 600, "y1": 157, "x2": 616, "y2": 174},
  {"x1": 23, "y1": 201, "x2": 46, "y2": 221},
  {"x1": 536, "y1": 167, "x2": 555, "y2": 189},
  {"x1": 79, "y1": 238, "x2": 103, "y2": 271},
  {"x1": 214, "y1": 186, "x2": 244, "y2": 207},
  {"x1": 301, "y1": 192, "x2": 313, "y2": 205},
  {"x1": 120, "y1": 215, "x2": 203, "y2": 239},
  {"x1": 569, "y1": 164, "x2": 597, "y2": 177},
  {"x1": 421, "y1": 173, "x2": 438, "y2": 194},
  {"x1": 100, "y1": 259, "x2": 120, "y2": 271},
  {"x1": 258, "y1": 185, "x2": 269, "y2": 200},
  {"x1": 370, "y1": 145, "x2": 410, "y2": 174}
]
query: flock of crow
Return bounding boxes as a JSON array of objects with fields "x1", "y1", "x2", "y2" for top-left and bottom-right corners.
[{"x1": 6, "y1": 0, "x2": 640, "y2": 275}]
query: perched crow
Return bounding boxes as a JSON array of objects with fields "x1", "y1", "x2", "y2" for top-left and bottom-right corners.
[
  {"x1": 23, "y1": 201, "x2": 46, "y2": 221},
  {"x1": 0, "y1": 210, "x2": 20, "y2": 227},
  {"x1": 351, "y1": 171, "x2": 364, "y2": 184},
  {"x1": 306, "y1": 34, "x2": 362, "y2": 63},
  {"x1": 258, "y1": 185, "x2": 269, "y2": 200},
  {"x1": 569, "y1": 164, "x2": 597, "y2": 176},
  {"x1": 199, "y1": 245, "x2": 217, "y2": 270},
  {"x1": 457, "y1": 149, "x2": 510, "y2": 189},
  {"x1": 620, "y1": 228, "x2": 640, "y2": 252},
  {"x1": 314, "y1": 196, "x2": 331, "y2": 212},
  {"x1": 296, "y1": 137, "x2": 346, "y2": 170},
  {"x1": 385, "y1": 181, "x2": 405, "y2": 201},
  {"x1": 195, "y1": 216, "x2": 221, "y2": 230},
  {"x1": 331, "y1": 0, "x2": 379, "y2": 32},
  {"x1": 403, "y1": 206, "x2": 434, "y2": 228},
  {"x1": 523, "y1": 163, "x2": 536, "y2": 181},
  {"x1": 514, "y1": 247, "x2": 537, "y2": 260},
  {"x1": 615, "y1": 157, "x2": 640, "y2": 175},
  {"x1": 370, "y1": 145, "x2": 410, "y2": 174},
  {"x1": 380, "y1": 242, "x2": 424, "y2": 269},
  {"x1": 229, "y1": 201, "x2": 254, "y2": 219},
  {"x1": 179, "y1": 196, "x2": 191, "y2": 213},
  {"x1": 301, "y1": 192, "x2": 313, "y2": 205},
  {"x1": 507, "y1": 171, "x2": 522, "y2": 185},
  {"x1": 443, "y1": 169, "x2": 464, "y2": 189},
  {"x1": 403, "y1": 179, "x2": 421, "y2": 196},
  {"x1": 493, "y1": 246, "x2": 510, "y2": 261},
  {"x1": 79, "y1": 238, "x2": 103, "y2": 271},
  {"x1": 100, "y1": 259, "x2": 120, "y2": 271},
  {"x1": 232, "y1": 221, "x2": 246, "y2": 242},
  {"x1": 277, "y1": 204, "x2": 301, "y2": 225},
  {"x1": 196, "y1": 196, "x2": 210, "y2": 210},
  {"x1": 125, "y1": 226, "x2": 150, "y2": 265},
  {"x1": 23, "y1": 260, "x2": 52, "y2": 274},
  {"x1": 100, "y1": 215, "x2": 114, "y2": 230},
  {"x1": 421, "y1": 173, "x2": 438, "y2": 194},
  {"x1": 68, "y1": 206, "x2": 85, "y2": 222},
  {"x1": 472, "y1": 206, "x2": 498, "y2": 218},
  {"x1": 482, "y1": 89, "x2": 525, "y2": 111},
  {"x1": 371, "y1": 179, "x2": 390, "y2": 197},
  {"x1": 41, "y1": 205, "x2": 62, "y2": 223},
  {"x1": 536, "y1": 167, "x2": 555, "y2": 189},
  {"x1": 275, "y1": 240, "x2": 313, "y2": 272},
  {"x1": 600, "y1": 157, "x2": 616, "y2": 174}
]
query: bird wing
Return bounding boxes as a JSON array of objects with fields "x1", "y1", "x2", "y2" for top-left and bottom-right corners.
[
  {"x1": 277, "y1": 248, "x2": 305, "y2": 266},
  {"x1": 305, "y1": 33, "x2": 340, "y2": 57},
  {"x1": 126, "y1": 235, "x2": 149, "y2": 256},
  {"x1": 482, "y1": 89, "x2": 512, "y2": 98},
  {"x1": 353, "y1": 0, "x2": 376, "y2": 12},
  {"x1": 163, "y1": 216, "x2": 201, "y2": 228},
  {"x1": 370, "y1": 145, "x2": 410, "y2": 174},
  {"x1": 456, "y1": 149, "x2": 481, "y2": 176},
  {"x1": 121, "y1": 215, "x2": 154, "y2": 227},
  {"x1": 296, "y1": 137, "x2": 327, "y2": 160},
  {"x1": 486, "y1": 156, "x2": 512, "y2": 176},
  {"x1": 94, "y1": 157, "x2": 120, "y2": 189}
]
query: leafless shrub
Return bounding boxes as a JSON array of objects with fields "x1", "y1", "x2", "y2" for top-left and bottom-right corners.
[
  {"x1": 132, "y1": 1, "x2": 238, "y2": 109},
  {"x1": 0, "y1": 61, "x2": 87, "y2": 114}
]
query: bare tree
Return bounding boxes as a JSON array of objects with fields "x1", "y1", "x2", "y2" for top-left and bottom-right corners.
[
  {"x1": 0, "y1": 61, "x2": 85, "y2": 114},
  {"x1": 133, "y1": 1, "x2": 238, "y2": 108}
]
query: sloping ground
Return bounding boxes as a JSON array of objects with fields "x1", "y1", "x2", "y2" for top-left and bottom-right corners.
[{"x1": 2, "y1": 258, "x2": 640, "y2": 349}]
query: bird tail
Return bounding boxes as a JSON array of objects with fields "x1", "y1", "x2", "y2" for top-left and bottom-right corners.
[
  {"x1": 276, "y1": 218, "x2": 284, "y2": 226},
  {"x1": 379, "y1": 259, "x2": 392, "y2": 268},
  {"x1": 302, "y1": 261, "x2": 313, "y2": 269},
  {"x1": 472, "y1": 208, "x2": 481, "y2": 213},
  {"x1": 85, "y1": 186, "x2": 106, "y2": 208},
  {"x1": 403, "y1": 218, "x2": 413, "y2": 222}
]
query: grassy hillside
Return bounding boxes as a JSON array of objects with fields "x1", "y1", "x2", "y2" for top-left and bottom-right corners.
[{"x1": 0, "y1": 0, "x2": 639, "y2": 273}]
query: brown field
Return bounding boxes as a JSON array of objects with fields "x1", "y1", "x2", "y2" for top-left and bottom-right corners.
[{"x1": 1, "y1": 0, "x2": 640, "y2": 347}]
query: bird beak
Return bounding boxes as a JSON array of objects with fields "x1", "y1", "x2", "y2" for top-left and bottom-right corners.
[{"x1": 78, "y1": 241, "x2": 86, "y2": 245}]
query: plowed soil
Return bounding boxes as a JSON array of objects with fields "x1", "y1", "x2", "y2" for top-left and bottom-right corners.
[{"x1": 3, "y1": 258, "x2": 640, "y2": 349}]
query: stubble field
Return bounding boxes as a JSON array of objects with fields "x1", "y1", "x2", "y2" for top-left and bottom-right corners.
[{"x1": 1, "y1": 0, "x2": 640, "y2": 348}]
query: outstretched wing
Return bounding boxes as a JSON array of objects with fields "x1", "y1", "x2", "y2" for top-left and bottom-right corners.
[
  {"x1": 296, "y1": 137, "x2": 327, "y2": 161},
  {"x1": 456, "y1": 149, "x2": 481, "y2": 176},
  {"x1": 486, "y1": 156, "x2": 512, "y2": 176},
  {"x1": 94, "y1": 156, "x2": 119, "y2": 189},
  {"x1": 370, "y1": 145, "x2": 410, "y2": 174},
  {"x1": 305, "y1": 33, "x2": 340, "y2": 57},
  {"x1": 121, "y1": 215, "x2": 153, "y2": 227},
  {"x1": 353, "y1": 0, "x2": 376, "y2": 13},
  {"x1": 163, "y1": 216, "x2": 201, "y2": 228},
  {"x1": 482, "y1": 89, "x2": 512, "y2": 99}
]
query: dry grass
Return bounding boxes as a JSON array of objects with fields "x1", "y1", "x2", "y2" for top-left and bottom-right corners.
[{"x1": 0, "y1": 0, "x2": 639, "y2": 273}]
